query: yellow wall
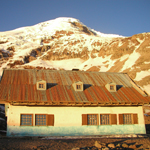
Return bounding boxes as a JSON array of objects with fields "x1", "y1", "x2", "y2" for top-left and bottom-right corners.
[{"x1": 7, "y1": 105, "x2": 145, "y2": 127}]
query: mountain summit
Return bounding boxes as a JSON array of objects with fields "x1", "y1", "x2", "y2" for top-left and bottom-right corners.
[{"x1": 0, "y1": 17, "x2": 150, "y2": 95}]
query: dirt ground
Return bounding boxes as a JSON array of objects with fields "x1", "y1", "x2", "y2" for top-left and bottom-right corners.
[{"x1": 0, "y1": 136, "x2": 150, "y2": 150}]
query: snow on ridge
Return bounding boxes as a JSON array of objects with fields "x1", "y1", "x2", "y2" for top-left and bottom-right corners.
[
  {"x1": 0, "y1": 17, "x2": 83, "y2": 51},
  {"x1": 0, "y1": 17, "x2": 123, "y2": 42},
  {"x1": 96, "y1": 31, "x2": 124, "y2": 38},
  {"x1": 0, "y1": 17, "x2": 124, "y2": 58},
  {"x1": 36, "y1": 17, "x2": 79, "y2": 26},
  {"x1": 0, "y1": 17, "x2": 79, "y2": 34}
]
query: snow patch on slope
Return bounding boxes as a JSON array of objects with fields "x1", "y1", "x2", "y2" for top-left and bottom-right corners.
[
  {"x1": 24, "y1": 58, "x2": 84, "y2": 70},
  {"x1": 120, "y1": 38, "x2": 144, "y2": 72},
  {"x1": 120, "y1": 54, "x2": 129, "y2": 61},
  {"x1": 144, "y1": 85, "x2": 150, "y2": 96},
  {"x1": 120, "y1": 51, "x2": 140, "y2": 71},
  {"x1": 24, "y1": 55, "x2": 116, "y2": 72},
  {"x1": 79, "y1": 55, "x2": 115, "y2": 72},
  {"x1": 134, "y1": 70, "x2": 150, "y2": 81}
]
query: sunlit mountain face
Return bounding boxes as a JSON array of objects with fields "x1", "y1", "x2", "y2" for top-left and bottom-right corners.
[{"x1": 0, "y1": 17, "x2": 150, "y2": 95}]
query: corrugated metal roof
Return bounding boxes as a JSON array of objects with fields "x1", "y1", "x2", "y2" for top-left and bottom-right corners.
[{"x1": 0, "y1": 69, "x2": 150, "y2": 106}]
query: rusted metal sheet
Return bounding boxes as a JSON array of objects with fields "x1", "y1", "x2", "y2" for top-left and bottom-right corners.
[
  {"x1": 89, "y1": 86, "x2": 102, "y2": 102},
  {"x1": 121, "y1": 87, "x2": 137, "y2": 103},
  {"x1": 66, "y1": 86, "x2": 76, "y2": 102},
  {"x1": 117, "y1": 88, "x2": 131, "y2": 102},
  {"x1": 102, "y1": 87, "x2": 118, "y2": 102},
  {"x1": 94, "y1": 86, "x2": 106, "y2": 102},
  {"x1": 84, "y1": 89, "x2": 94, "y2": 102},
  {"x1": 0, "y1": 69, "x2": 150, "y2": 105},
  {"x1": 131, "y1": 87, "x2": 150, "y2": 103},
  {"x1": 125, "y1": 87, "x2": 142, "y2": 102}
]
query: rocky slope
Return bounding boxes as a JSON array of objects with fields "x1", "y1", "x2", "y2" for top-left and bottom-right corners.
[{"x1": 0, "y1": 17, "x2": 150, "y2": 95}]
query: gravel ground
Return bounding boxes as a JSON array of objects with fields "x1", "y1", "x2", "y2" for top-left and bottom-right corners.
[{"x1": 0, "y1": 136, "x2": 150, "y2": 150}]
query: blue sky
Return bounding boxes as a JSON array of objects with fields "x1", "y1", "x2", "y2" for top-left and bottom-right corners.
[{"x1": 0, "y1": 0, "x2": 150, "y2": 36}]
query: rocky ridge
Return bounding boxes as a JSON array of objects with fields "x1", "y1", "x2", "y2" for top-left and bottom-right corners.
[{"x1": 0, "y1": 17, "x2": 150, "y2": 95}]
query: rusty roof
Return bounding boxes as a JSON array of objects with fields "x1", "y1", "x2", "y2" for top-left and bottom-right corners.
[{"x1": 0, "y1": 69, "x2": 150, "y2": 106}]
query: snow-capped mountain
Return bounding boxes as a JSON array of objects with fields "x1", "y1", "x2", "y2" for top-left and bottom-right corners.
[{"x1": 0, "y1": 17, "x2": 150, "y2": 95}]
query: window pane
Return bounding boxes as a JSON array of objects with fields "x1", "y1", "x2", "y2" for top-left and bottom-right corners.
[
  {"x1": 76, "y1": 85, "x2": 81, "y2": 89},
  {"x1": 101, "y1": 114, "x2": 110, "y2": 125},
  {"x1": 88, "y1": 114, "x2": 97, "y2": 125},
  {"x1": 35, "y1": 114, "x2": 46, "y2": 126},
  {"x1": 21, "y1": 114, "x2": 32, "y2": 126},
  {"x1": 123, "y1": 114, "x2": 132, "y2": 124},
  {"x1": 39, "y1": 84, "x2": 44, "y2": 88},
  {"x1": 110, "y1": 85, "x2": 114, "y2": 90}
]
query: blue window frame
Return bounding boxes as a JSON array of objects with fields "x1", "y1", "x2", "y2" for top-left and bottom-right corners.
[{"x1": 35, "y1": 114, "x2": 47, "y2": 126}]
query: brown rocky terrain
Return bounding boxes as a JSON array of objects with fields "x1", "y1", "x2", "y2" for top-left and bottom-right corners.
[{"x1": 0, "y1": 136, "x2": 150, "y2": 150}]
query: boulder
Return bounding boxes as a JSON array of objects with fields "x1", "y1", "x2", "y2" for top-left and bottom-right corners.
[
  {"x1": 102, "y1": 147, "x2": 109, "y2": 150},
  {"x1": 108, "y1": 143, "x2": 115, "y2": 148},
  {"x1": 122, "y1": 143, "x2": 128, "y2": 148},
  {"x1": 72, "y1": 148, "x2": 80, "y2": 150},
  {"x1": 129, "y1": 144, "x2": 136, "y2": 149},
  {"x1": 94, "y1": 141, "x2": 102, "y2": 148}
]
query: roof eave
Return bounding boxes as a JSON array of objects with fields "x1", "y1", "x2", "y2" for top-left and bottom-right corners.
[{"x1": 8, "y1": 101, "x2": 149, "y2": 106}]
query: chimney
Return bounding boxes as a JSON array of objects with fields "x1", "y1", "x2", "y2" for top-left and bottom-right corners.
[{"x1": 72, "y1": 68, "x2": 79, "y2": 71}]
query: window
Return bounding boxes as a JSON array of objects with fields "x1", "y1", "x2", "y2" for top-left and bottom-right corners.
[
  {"x1": 82, "y1": 114, "x2": 117, "y2": 126},
  {"x1": 72, "y1": 81, "x2": 83, "y2": 91},
  {"x1": 119, "y1": 114, "x2": 138, "y2": 124},
  {"x1": 123, "y1": 114, "x2": 132, "y2": 124},
  {"x1": 20, "y1": 114, "x2": 33, "y2": 126},
  {"x1": 35, "y1": 114, "x2": 54, "y2": 126},
  {"x1": 36, "y1": 80, "x2": 47, "y2": 90},
  {"x1": 88, "y1": 114, "x2": 98, "y2": 125},
  {"x1": 39, "y1": 84, "x2": 44, "y2": 89},
  {"x1": 35, "y1": 114, "x2": 47, "y2": 126},
  {"x1": 110, "y1": 85, "x2": 114, "y2": 91},
  {"x1": 100, "y1": 114, "x2": 110, "y2": 125},
  {"x1": 76, "y1": 84, "x2": 81, "y2": 90},
  {"x1": 82, "y1": 114, "x2": 99, "y2": 125},
  {"x1": 100, "y1": 114, "x2": 117, "y2": 125},
  {"x1": 20, "y1": 114, "x2": 54, "y2": 126},
  {"x1": 105, "y1": 82, "x2": 117, "y2": 92}
]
